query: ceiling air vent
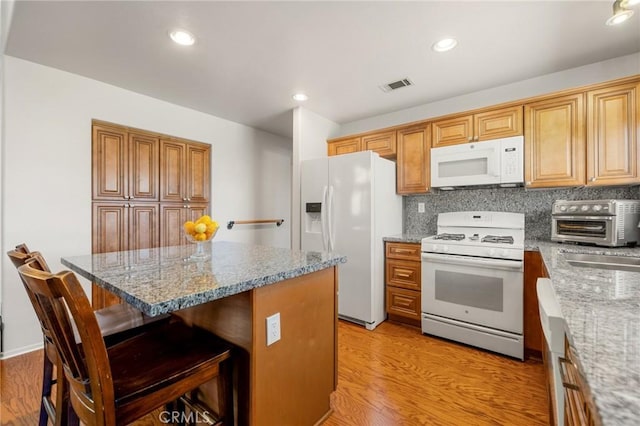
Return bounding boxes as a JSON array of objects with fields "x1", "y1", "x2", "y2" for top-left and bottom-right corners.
[{"x1": 380, "y1": 78, "x2": 413, "y2": 93}]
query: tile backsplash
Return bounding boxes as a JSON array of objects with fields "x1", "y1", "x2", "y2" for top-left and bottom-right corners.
[{"x1": 404, "y1": 186, "x2": 640, "y2": 240}]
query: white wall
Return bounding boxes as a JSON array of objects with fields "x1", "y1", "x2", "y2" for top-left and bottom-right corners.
[
  {"x1": 338, "y1": 52, "x2": 640, "y2": 137},
  {"x1": 291, "y1": 107, "x2": 340, "y2": 249},
  {"x1": 1, "y1": 56, "x2": 292, "y2": 357}
]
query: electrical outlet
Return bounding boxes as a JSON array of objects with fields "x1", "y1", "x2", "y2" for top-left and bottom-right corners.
[
  {"x1": 418, "y1": 202, "x2": 425, "y2": 213},
  {"x1": 266, "y1": 312, "x2": 281, "y2": 346}
]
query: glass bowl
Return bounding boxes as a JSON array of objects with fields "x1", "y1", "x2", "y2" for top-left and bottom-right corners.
[{"x1": 185, "y1": 228, "x2": 217, "y2": 260}]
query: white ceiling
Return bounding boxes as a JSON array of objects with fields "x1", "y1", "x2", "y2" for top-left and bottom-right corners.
[{"x1": 5, "y1": 1, "x2": 640, "y2": 138}]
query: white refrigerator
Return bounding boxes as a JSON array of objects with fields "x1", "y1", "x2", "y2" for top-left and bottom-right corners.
[{"x1": 301, "y1": 151, "x2": 402, "y2": 330}]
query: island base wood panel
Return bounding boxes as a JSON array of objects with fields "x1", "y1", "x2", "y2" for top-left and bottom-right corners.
[{"x1": 174, "y1": 266, "x2": 337, "y2": 426}]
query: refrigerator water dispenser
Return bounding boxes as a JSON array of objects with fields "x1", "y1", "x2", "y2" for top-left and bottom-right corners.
[{"x1": 305, "y1": 202, "x2": 322, "y2": 234}]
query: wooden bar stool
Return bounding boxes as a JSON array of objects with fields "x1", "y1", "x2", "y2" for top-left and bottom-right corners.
[
  {"x1": 17, "y1": 259, "x2": 234, "y2": 426},
  {"x1": 7, "y1": 245, "x2": 170, "y2": 425}
]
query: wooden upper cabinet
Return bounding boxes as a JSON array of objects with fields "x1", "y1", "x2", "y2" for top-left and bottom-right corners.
[
  {"x1": 92, "y1": 125, "x2": 127, "y2": 200},
  {"x1": 432, "y1": 106, "x2": 523, "y2": 147},
  {"x1": 92, "y1": 125, "x2": 159, "y2": 201},
  {"x1": 474, "y1": 105, "x2": 523, "y2": 141},
  {"x1": 397, "y1": 125, "x2": 430, "y2": 194},
  {"x1": 361, "y1": 131, "x2": 397, "y2": 158},
  {"x1": 186, "y1": 143, "x2": 211, "y2": 203},
  {"x1": 128, "y1": 133, "x2": 160, "y2": 200},
  {"x1": 327, "y1": 137, "x2": 361, "y2": 156},
  {"x1": 431, "y1": 115, "x2": 474, "y2": 147},
  {"x1": 586, "y1": 81, "x2": 640, "y2": 186},
  {"x1": 524, "y1": 93, "x2": 586, "y2": 188},
  {"x1": 160, "y1": 140, "x2": 211, "y2": 203}
]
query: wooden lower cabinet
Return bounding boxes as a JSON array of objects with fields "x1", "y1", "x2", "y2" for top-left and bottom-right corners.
[
  {"x1": 92, "y1": 202, "x2": 159, "y2": 307},
  {"x1": 524, "y1": 250, "x2": 548, "y2": 357},
  {"x1": 385, "y1": 242, "x2": 421, "y2": 327},
  {"x1": 159, "y1": 203, "x2": 210, "y2": 247},
  {"x1": 563, "y1": 338, "x2": 601, "y2": 426}
]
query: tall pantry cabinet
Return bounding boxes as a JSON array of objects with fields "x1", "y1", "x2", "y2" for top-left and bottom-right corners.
[{"x1": 91, "y1": 120, "x2": 211, "y2": 308}]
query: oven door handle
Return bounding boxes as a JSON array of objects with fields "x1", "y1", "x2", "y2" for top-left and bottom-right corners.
[{"x1": 421, "y1": 252, "x2": 523, "y2": 270}]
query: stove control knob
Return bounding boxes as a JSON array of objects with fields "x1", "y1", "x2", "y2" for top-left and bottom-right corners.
[
  {"x1": 432, "y1": 244, "x2": 440, "y2": 252},
  {"x1": 592, "y1": 205, "x2": 602, "y2": 212},
  {"x1": 501, "y1": 249, "x2": 509, "y2": 258},
  {"x1": 442, "y1": 246, "x2": 450, "y2": 253},
  {"x1": 569, "y1": 206, "x2": 578, "y2": 212},
  {"x1": 581, "y1": 205, "x2": 589, "y2": 212},
  {"x1": 488, "y1": 249, "x2": 497, "y2": 257},
  {"x1": 558, "y1": 205, "x2": 567, "y2": 212}
]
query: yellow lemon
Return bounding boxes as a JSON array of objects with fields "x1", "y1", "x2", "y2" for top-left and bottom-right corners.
[
  {"x1": 199, "y1": 215, "x2": 213, "y2": 225},
  {"x1": 183, "y1": 221, "x2": 196, "y2": 234},
  {"x1": 194, "y1": 223, "x2": 207, "y2": 234},
  {"x1": 194, "y1": 232, "x2": 207, "y2": 241},
  {"x1": 206, "y1": 223, "x2": 218, "y2": 233}
]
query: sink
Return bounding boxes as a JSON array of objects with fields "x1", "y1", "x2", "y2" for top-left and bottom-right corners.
[{"x1": 564, "y1": 252, "x2": 640, "y2": 272}]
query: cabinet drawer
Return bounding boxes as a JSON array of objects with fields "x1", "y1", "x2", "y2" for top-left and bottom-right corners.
[
  {"x1": 386, "y1": 242, "x2": 421, "y2": 261},
  {"x1": 386, "y1": 287, "x2": 421, "y2": 321},
  {"x1": 386, "y1": 259, "x2": 421, "y2": 290}
]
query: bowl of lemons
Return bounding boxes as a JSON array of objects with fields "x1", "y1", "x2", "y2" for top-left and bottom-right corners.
[{"x1": 184, "y1": 215, "x2": 219, "y2": 260}]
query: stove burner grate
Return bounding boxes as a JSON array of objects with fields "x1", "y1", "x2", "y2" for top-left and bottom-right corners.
[
  {"x1": 433, "y1": 233, "x2": 466, "y2": 241},
  {"x1": 481, "y1": 235, "x2": 514, "y2": 244}
]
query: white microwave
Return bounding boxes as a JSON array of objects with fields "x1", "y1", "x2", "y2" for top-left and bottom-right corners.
[{"x1": 430, "y1": 136, "x2": 524, "y2": 189}]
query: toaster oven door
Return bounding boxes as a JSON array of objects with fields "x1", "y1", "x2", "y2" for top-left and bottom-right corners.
[{"x1": 551, "y1": 215, "x2": 614, "y2": 245}]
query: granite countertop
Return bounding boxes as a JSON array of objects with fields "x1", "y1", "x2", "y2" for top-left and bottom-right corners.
[
  {"x1": 527, "y1": 240, "x2": 640, "y2": 425},
  {"x1": 61, "y1": 241, "x2": 346, "y2": 317}
]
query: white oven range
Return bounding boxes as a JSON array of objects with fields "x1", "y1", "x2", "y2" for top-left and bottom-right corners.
[{"x1": 421, "y1": 211, "x2": 525, "y2": 360}]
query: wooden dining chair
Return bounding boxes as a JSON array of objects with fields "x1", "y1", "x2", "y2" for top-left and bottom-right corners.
[
  {"x1": 7, "y1": 245, "x2": 170, "y2": 425},
  {"x1": 18, "y1": 258, "x2": 234, "y2": 426}
]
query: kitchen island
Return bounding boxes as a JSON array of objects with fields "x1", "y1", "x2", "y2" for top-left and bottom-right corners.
[
  {"x1": 529, "y1": 240, "x2": 640, "y2": 425},
  {"x1": 62, "y1": 241, "x2": 346, "y2": 426}
]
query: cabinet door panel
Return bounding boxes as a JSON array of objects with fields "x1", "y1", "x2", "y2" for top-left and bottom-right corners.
[
  {"x1": 525, "y1": 94, "x2": 585, "y2": 188},
  {"x1": 187, "y1": 204, "x2": 210, "y2": 222},
  {"x1": 362, "y1": 131, "x2": 396, "y2": 158},
  {"x1": 93, "y1": 125, "x2": 127, "y2": 200},
  {"x1": 129, "y1": 133, "x2": 159, "y2": 200},
  {"x1": 187, "y1": 144, "x2": 211, "y2": 203},
  {"x1": 129, "y1": 204, "x2": 159, "y2": 250},
  {"x1": 386, "y1": 287, "x2": 421, "y2": 321},
  {"x1": 160, "y1": 204, "x2": 186, "y2": 247},
  {"x1": 397, "y1": 125, "x2": 430, "y2": 194},
  {"x1": 431, "y1": 115, "x2": 473, "y2": 147},
  {"x1": 587, "y1": 82, "x2": 640, "y2": 186},
  {"x1": 327, "y1": 138, "x2": 361, "y2": 156},
  {"x1": 92, "y1": 203, "x2": 128, "y2": 308},
  {"x1": 475, "y1": 105, "x2": 523, "y2": 141},
  {"x1": 386, "y1": 259, "x2": 421, "y2": 291},
  {"x1": 160, "y1": 140, "x2": 186, "y2": 202}
]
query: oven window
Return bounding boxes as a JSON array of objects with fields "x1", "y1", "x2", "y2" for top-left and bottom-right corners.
[
  {"x1": 556, "y1": 220, "x2": 607, "y2": 237},
  {"x1": 434, "y1": 270, "x2": 503, "y2": 311},
  {"x1": 438, "y1": 158, "x2": 488, "y2": 178}
]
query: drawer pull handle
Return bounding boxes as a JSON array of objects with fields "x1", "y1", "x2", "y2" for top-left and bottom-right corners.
[
  {"x1": 396, "y1": 272, "x2": 412, "y2": 278},
  {"x1": 394, "y1": 248, "x2": 414, "y2": 253},
  {"x1": 559, "y1": 357, "x2": 580, "y2": 391}
]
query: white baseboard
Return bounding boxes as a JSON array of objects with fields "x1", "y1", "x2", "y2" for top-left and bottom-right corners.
[{"x1": 0, "y1": 342, "x2": 44, "y2": 360}]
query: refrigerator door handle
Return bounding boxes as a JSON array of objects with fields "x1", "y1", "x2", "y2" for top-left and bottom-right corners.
[
  {"x1": 328, "y1": 185, "x2": 335, "y2": 251},
  {"x1": 321, "y1": 185, "x2": 329, "y2": 251}
]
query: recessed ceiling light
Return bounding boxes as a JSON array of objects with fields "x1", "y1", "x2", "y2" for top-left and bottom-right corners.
[
  {"x1": 169, "y1": 29, "x2": 196, "y2": 46},
  {"x1": 292, "y1": 93, "x2": 308, "y2": 101},
  {"x1": 432, "y1": 38, "x2": 458, "y2": 52},
  {"x1": 606, "y1": 0, "x2": 634, "y2": 25}
]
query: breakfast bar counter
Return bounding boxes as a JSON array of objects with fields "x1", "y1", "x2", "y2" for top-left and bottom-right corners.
[
  {"x1": 528, "y1": 240, "x2": 640, "y2": 425},
  {"x1": 62, "y1": 241, "x2": 346, "y2": 426}
]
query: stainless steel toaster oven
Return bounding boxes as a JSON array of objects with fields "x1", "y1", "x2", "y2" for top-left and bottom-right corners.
[{"x1": 551, "y1": 199, "x2": 640, "y2": 247}]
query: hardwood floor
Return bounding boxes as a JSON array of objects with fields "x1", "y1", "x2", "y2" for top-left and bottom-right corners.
[{"x1": 1, "y1": 320, "x2": 547, "y2": 425}]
